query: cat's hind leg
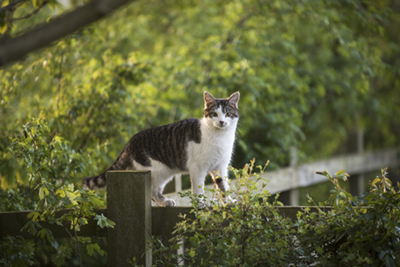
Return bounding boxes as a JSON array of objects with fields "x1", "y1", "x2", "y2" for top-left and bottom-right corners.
[
  {"x1": 133, "y1": 159, "x2": 176, "y2": 207},
  {"x1": 151, "y1": 172, "x2": 176, "y2": 207},
  {"x1": 151, "y1": 186, "x2": 176, "y2": 207}
]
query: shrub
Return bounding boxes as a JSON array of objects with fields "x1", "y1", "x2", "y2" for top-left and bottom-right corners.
[
  {"x1": 142, "y1": 162, "x2": 400, "y2": 267},
  {"x1": 0, "y1": 119, "x2": 114, "y2": 267}
]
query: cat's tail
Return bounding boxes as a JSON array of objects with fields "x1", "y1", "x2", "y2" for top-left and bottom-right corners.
[{"x1": 82, "y1": 150, "x2": 132, "y2": 190}]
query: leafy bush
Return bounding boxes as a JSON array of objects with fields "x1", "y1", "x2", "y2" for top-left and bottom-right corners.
[
  {"x1": 0, "y1": 119, "x2": 114, "y2": 267},
  {"x1": 295, "y1": 168, "x2": 400, "y2": 266},
  {"x1": 141, "y1": 161, "x2": 400, "y2": 267}
]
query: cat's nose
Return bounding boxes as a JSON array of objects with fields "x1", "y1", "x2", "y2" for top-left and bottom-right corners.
[{"x1": 219, "y1": 121, "x2": 225, "y2": 126}]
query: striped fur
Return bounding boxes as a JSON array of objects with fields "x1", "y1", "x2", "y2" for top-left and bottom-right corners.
[{"x1": 83, "y1": 91, "x2": 240, "y2": 207}]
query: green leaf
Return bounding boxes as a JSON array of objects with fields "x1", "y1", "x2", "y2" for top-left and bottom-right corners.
[
  {"x1": 86, "y1": 243, "x2": 105, "y2": 256},
  {"x1": 56, "y1": 188, "x2": 66, "y2": 198},
  {"x1": 21, "y1": 220, "x2": 42, "y2": 236},
  {"x1": 27, "y1": 211, "x2": 40, "y2": 222},
  {"x1": 335, "y1": 169, "x2": 346, "y2": 176},
  {"x1": 51, "y1": 245, "x2": 73, "y2": 267},
  {"x1": 94, "y1": 213, "x2": 115, "y2": 228},
  {"x1": 65, "y1": 189, "x2": 80, "y2": 205},
  {"x1": 0, "y1": 22, "x2": 7, "y2": 34},
  {"x1": 38, "y1": 186, "x2": 49, "y2": 200},
  {"x1": 89, "y1": 195, "x2": 105, "y2": 207},
  {"x1": 385, "y1": 255, "x2": 396, "y2": 267},
  {"x1": 372, "y1": 177, "x2": 381, "y2": 186},
  {"x1": 32, "y1": 0, "x2": 42, "y2": 8},
  {"x1": 189, "y1": 248, "x2": 196, "y2": 258},
  {"x1": 79, "y1": 237, "x2": 91, "y2": 244}
]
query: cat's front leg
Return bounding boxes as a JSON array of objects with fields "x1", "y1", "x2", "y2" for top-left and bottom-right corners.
[
  {"x1": 210, "y1": 165, "x2": 230, "y2": 193},
  {"x1": 211, "y1": 165, "x2": 236, "y2": 204},
  {"x1": 189, "y1": 168, "x2": 207, "y2": 207}
]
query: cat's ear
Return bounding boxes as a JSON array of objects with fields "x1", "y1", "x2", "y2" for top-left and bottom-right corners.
[
  {"x1": 204, "y1": 91, "x2": 216, "y2": 107},
  {"x1": 228, "y1": 92, "x2": 240, "y2": 108}
]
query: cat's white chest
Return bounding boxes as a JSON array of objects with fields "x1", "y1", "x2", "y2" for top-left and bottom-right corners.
[{"x1": 186, "y1": 119, "x2": 236, "y2": 172}]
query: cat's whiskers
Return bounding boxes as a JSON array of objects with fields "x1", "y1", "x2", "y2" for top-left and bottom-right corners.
[{"x1": 236, "y1": 122, "x2": 245, "y2": 136}]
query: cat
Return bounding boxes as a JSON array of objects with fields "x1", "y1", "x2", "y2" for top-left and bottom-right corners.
[{"x1": 83, "y1": 91, "x2": 240, "y2": 207}]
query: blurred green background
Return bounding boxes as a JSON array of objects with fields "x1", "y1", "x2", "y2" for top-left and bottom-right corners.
[{"x1": 1, "y1": 0, "x2": 400, "y2": 201}]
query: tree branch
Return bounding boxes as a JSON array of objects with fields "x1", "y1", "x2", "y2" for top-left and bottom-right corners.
[
  {"x1": 0, "y1": 0, "x2": 27, "y2": 13},
  {"x1": 0, "y1": 1, "x2": 48, "y2": 23},
  {"x1": 0, "y1": 0, "x2": 134, "y2": 68}
]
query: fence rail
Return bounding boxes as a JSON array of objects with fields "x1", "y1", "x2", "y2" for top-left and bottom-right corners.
[
  {"x1": 0, "y1": 171, "x2": 328, "y2": 266},
  {"x1": 166, "y1": 149, "x2": 400, "y2": 206}
]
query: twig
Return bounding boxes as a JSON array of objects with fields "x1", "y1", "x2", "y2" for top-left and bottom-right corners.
[
  {"x1": 0, "y1": 2, "x2": 48, "y2": 23},
  {"x1": 0, "y1": 0, "x2": 27, "y2": 13},
  {"x1": 56, "y1": 49, "x2": 65, "y2": 110}
]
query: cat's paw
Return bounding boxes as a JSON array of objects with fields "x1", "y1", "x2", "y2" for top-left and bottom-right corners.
[{"x1": 161, "y1": 199, "x2": 176, "y2": 207}]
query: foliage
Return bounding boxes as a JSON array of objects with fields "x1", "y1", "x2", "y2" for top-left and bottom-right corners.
[
  {"x1": 1, "y1": 0, "x2": 400, "y2": 265},
  {"x1": 1, "y1": 0, "x2": 400, "y2": 173},
  {"x1": 0, "y1": 236, "x2": 36, "y2": 267},
  {"x1": 295, "y1": 167, "x2": 400, "y2": 266},
  {"x1": 137, "y1": 162, "x2": 400, "y2": 266},
  {"x1": 0, "y1": 119, "x2": 113, "y2": 266}
]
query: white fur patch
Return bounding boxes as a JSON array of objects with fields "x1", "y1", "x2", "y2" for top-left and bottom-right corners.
[
  {"x1": 187, "y1": 115, "x2": 238, "y2": 194},
  {"x1": 133, "y1": 113, "x2": 238, "y2": 206}
]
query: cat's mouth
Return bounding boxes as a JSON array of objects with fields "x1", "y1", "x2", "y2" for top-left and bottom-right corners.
[{"x1": 215, "y1": 124, "x2": 228, "y2": 129}]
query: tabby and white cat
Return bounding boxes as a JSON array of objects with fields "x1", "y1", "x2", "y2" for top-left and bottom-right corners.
[{"x1": 83, "y1": 91, "x2": 240, "y2": 207}]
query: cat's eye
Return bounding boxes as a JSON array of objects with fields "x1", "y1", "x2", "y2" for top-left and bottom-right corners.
[
  {"x1": 211, "y1": 112, "x2": 218, "y2": 117},
  {"x1": 226, "y1": 112, "x2": 234, "y2": 118}
]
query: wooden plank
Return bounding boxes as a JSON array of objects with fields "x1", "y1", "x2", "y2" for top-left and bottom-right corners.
[
  {"x1": 165, "y1": 149, "x2": 399, "y2": 206},
  {"x1": 275, "y1": 206, "x2": 332, "y2": 221},
  {"x1": 107, "y1": 171, "x2": 152, "y2": 267},
  {"x1": 2, "y1": 205, "x2": 331, "y2": 246},
  {"x1": 152, "y1": 207, "x2": 193, "y2": 236},
  {"x1": 152, "y1": 206, "x2": 332, "y2": 236},
  {"x1": 0, "y1": 209, "x2": 107, "y2": 239}
]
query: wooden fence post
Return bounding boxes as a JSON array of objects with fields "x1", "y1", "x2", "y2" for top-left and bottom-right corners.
[
  {"x1": 289, "y1": 146, "x2": 299, "y2": 206},
  {"x1": 174, "y1": 174, "x2": 182, "y2": 193},
  {"x1": 280, "y1": 146, "x2": 300, "y2": 206},
  {"x1": 107, "y1": 171, "x2": 152, "y2": 267},
  {"x1": 349, "y1": 128, "x2": 366, "y2": 196}
]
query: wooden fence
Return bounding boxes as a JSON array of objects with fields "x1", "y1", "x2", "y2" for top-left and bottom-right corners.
[
  {"x1": 166, "y1": 149, "x2": 400, "y2": 206},
  {"x1": 0, "y1": 171, "x2": 316, "y2": 267}
]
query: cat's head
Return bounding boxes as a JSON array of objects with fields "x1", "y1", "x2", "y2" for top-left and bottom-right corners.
[{"x1": 203, "y1": 91, "x2": 240, "y2": 130}]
